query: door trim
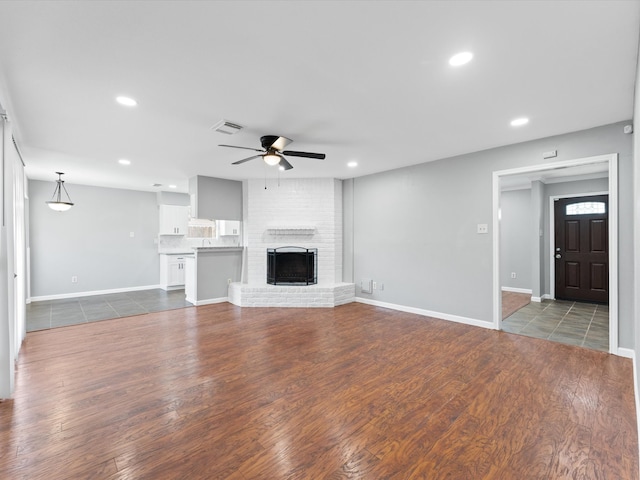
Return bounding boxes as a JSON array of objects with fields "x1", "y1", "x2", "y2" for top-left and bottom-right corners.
[{"x1": 492, "y1": 153, "x2": 618, "y2": 354}]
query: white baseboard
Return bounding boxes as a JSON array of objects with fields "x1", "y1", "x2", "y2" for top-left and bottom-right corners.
[
  {"x1": 530, "y1": 294, "x2": 553, "y2": 303},
  {"x1": 192, "y1": 297, "x2": 228, "y2": 306},
  {"x1": 355, "y1": 297, "x2": 495, "y2": 330},
  {"x1": 501, "y1": 287, "x2": 532, "y2": 294},
  {"x1": 161, "y1": 285, "x2": 185, "y2": 292},
  {"x1": 617, "y1": 347, "x2": 635, "y2": 359},
  {"x1": 620, "y1": 348, "x2": 640, "y2": 473},
  {"x1": 29, "y1": 284, "x2": 162, "y2": 302}
]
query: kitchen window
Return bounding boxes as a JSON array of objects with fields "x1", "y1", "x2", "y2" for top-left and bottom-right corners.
[{"x1": 188, "y1": 218, "x2": 216, "y2": 239}]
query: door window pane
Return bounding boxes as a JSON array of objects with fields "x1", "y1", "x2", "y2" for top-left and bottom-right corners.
[{"x1": 566, "y1": 201, "x2": 606, "y2": 215}]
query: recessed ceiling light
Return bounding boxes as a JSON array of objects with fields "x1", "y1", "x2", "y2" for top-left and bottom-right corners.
[
  {"x1": 449, "y1": 51, "x2": 473, "y2": 67},
  {"x1": 347, "y1": 161, "x2": 358, "y2": 168},
  {"x1": 510, "y1": 117, "x2": 529, "y2": 127},
  {"x1": 116, "y1": 96, "x2": 137, "y2": 107},
  {"x1": 118, "y1": 158, "x2": 131, "y2": 165},
  {"x1": 168, "y1": 184, "x2": 177, "y2": 189}
]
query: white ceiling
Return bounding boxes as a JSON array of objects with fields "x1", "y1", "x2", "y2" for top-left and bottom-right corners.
[{"x1": 0, "y1": 1, "x2": 638, "y2": 193}]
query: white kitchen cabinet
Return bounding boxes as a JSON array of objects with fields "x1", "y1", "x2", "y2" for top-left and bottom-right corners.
[
  {"x1": 217, "y1": 220, "x2": 241, "y2": 236},
  {"x1": 159, "y1": 205, "x2": 189, "y2": 235},
  {"x1": 160, "y1": 254, "x2": 189, "y2": 290}
]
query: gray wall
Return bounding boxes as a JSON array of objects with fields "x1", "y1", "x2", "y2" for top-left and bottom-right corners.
[
  {"x1": 190, "y1": 175, "x2": 242, "y2": 220},
  {"x1": 196, "y1": 250, "x2": 242, "y2": 300},
  {"x1": 347, "y1": 121, "x2": 633, "y2": 347},
  {"x1": 157, "y1": 191, "x2": 190, "y2": 206},
  {"x1": 500, "y1": 189, "x2": 532, "y2": 290},
  {"x1": 29, "y1": 180, "x2": 159, "y2": 297}
]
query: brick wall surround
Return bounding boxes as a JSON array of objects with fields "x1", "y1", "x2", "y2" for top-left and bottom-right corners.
[
  {"x1": 246, "y1": 178, "x2": 342, "y2": 285},
  {"x1": 229, "y1": 178, "x2": 354, "y2": 307}
]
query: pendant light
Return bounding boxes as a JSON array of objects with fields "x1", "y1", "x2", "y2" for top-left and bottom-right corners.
[{"x1": 46, "y1": 172, "x2": 74, "y2": 211}]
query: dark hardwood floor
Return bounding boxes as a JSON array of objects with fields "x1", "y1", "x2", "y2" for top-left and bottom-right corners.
[{"x1": 0, "y1": 302, "x2": 637, "y2": 479}]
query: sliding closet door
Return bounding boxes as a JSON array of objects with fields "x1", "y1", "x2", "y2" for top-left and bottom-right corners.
[{"x1": 0, "y1": 112, "x2": 14, "y2": 398}]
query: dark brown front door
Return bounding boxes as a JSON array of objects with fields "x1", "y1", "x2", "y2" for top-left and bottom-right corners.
[{"x1": 554, "y1": 194, "x2": 608, "y2": 303}]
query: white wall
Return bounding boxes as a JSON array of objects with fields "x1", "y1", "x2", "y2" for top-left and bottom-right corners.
[
  {"x1": 29, "y1": 180, "x2": 160, "y2": 298},
  {"x1": 245, "y1": 178, "x2": 342, "y2": 285},
  {"x1": 633, "y1": 31, "x2": 640, "y2": 419}
]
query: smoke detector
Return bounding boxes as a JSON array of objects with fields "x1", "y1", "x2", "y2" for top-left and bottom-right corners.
[{"x1": 211, "y1": 119, "x2": 243, "y2": 135}]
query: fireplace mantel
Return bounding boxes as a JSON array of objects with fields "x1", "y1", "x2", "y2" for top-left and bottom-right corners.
[{"x1": 265, "y1": 225, "x2": 316, "y2": 235}]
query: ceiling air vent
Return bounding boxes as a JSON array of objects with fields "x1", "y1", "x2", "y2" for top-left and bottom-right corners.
[{"x1": 211, "y1": 119, "x2": 243, "y2": 135}]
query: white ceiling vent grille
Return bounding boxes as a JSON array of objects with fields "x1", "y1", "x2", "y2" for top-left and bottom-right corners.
[{"x1": 211, "y1": 119, "x2": 243, "y2": 135}]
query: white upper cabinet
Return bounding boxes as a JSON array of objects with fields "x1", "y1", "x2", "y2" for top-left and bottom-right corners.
[
  {"x1": 217, "y1": 220, "x2": 241, "y2": 236},
  {"x1": 159, "y1": 205, "x2": 189, "y2": 235}
]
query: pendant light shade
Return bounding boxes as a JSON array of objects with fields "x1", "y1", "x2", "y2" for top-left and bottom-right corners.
[{"x1": 46, "y1": 172, "x2": 74, "y2": 211}]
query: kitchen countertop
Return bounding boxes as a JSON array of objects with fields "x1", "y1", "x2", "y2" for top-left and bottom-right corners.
[
  {"x1": 193, "y1": 246, "x2": 243, "y2": 252},
  {"x1": 159, "y1": 246, "x2": 244, "y2": 254}
]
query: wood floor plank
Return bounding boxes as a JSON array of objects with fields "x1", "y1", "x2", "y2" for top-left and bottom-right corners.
[{"x1": 0, "y1": 302, "x2": 636, "y2": 479}]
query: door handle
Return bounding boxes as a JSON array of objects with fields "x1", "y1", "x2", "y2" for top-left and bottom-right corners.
[{"x1": 555, "y1": 254, "x2": 562, "y2": 259}]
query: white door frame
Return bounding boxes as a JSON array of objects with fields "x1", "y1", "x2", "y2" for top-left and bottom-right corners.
[{"x1": 492, "y1": 153, "x2": 618, "y2": 354}]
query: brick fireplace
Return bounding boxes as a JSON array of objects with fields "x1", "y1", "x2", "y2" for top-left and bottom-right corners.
[{"x1": 228, "y1": 178, "x2": 354, "y2": 307}]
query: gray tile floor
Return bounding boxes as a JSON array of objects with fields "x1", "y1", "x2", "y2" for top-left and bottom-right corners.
[
  {"x1": 502, "y1": 299, "x2": 609, "y2": 352},
  {"x1": 27, "y1": 289, "x2": 193, "y2": 332}
]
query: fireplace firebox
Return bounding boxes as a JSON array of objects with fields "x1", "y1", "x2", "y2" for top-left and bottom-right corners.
[{"x1": 267, "y1": 246, "x2": 317, "y2": 285}]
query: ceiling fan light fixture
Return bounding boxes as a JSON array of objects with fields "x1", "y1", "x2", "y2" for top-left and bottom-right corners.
[
  {"x1": 263, "y1": 153, "x2": 281, "y2": 166},
  {"x1": 46, "y1": 172, "x2": 74, "y2": 211}
]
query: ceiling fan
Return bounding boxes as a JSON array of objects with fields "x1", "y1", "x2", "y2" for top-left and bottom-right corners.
[{"x1": 220, "y1": 135, "x2": 326, "y2": 170}]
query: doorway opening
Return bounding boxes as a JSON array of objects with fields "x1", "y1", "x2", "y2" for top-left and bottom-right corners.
[{"x1": 492, "y1": 154, "x2": 618, "y2": 354}]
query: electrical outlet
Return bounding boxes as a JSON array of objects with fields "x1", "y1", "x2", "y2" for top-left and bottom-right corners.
[
  {"x1": 227, "y1": 278, "x2": 232, "y2": 285},
  {"x1": 71, "y1": 276, "x2": 78, "y2": 283},
  {"x1": 477, "y1": 224, "x2": 488, "y2": 234},
  {"x1": 372, "y1": 281, "x2": 377, "y2": 290},
  {"x1": 379, "y1": 283, "x2": 384, "y2": 291},
  {"x1": 511, "y1": 272, "x2": 516, "y2": 279},
  {"x1": 130, "y1": 231, "x2": 135, "y2": 237}
]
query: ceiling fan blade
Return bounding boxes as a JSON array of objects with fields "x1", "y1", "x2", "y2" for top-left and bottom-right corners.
[
  {"x1": 261, "y1": 135, "x2": 292, "y2": 151},
  {"x1": 220, "y1": 144, "x2": 265, "y2": 153},
  {"x1": 279, "y1": 157, "x2": 294, "y2": 170},
  {"x1": 232, "y1": 155, "x2": 262, "y2": 165},
  {"x1": 281, "y1": 150, "x2": 326, "y2": 160}
]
